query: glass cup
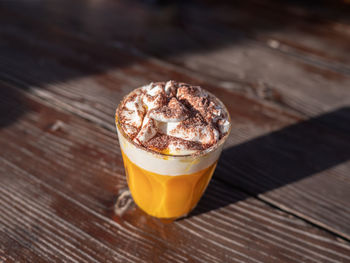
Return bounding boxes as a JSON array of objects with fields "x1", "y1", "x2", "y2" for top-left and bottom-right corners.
[{"x1": 115, "y1": 91, "x2": 231, "y2": 219}]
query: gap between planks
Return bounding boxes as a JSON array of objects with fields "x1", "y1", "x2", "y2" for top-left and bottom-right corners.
[
  {"x1": 0, "y1": 4, "x2": 346, "y2": 119},
  {"x1": 217, "y1": 174, "x2": 350, "y2": 243},
  {"x1": 3, "y1": 80, "x2": 350, "y2": 243}
]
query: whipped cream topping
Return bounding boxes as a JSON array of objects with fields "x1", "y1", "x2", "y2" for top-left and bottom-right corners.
[{"x1": 117, "y1": 81, "x2": 230, "y2": 155}]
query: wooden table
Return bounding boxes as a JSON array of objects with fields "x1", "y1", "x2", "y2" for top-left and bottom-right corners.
[{"x1": 1, "y1": 0, "x2": 350, "y2": 262}]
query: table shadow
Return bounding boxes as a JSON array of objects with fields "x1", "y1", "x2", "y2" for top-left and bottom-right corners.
[
  {"x1": 1, "y1": 0, "x2": 350, "y2": 128},
  {"x1": 190, "y1": 107, "x2": 350, "y2": 217}
]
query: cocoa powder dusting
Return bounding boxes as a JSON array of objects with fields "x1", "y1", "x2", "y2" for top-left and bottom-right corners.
[
  {"x1": 118, "y1": 81, "x2": 230, "y2": 154},
  {"x1": 146, "y1": 133, "x2": 203, "y2": 152}
]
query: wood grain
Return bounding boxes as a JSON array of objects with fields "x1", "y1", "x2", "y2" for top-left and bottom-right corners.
[
  {"x1": 0, "y1": 11, "x2": 349, "y2": 241},
  {"x1": 1, "y1": 86, "x2": 350, "y2": 262},
  {"x1": 1, "y1": 0, "x2": 350, "y2": 117},
  {"x1": 217, "y1": 107, "x2": 350, "y2": 238}
]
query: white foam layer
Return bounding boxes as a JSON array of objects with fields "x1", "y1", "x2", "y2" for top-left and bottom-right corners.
[{"x1": 117, "y1": 126, "x2": 223, "y2": 176}]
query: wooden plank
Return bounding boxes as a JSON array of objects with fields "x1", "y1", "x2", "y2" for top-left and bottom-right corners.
[
  {"x1": 0, "y1": 15, "x2": 350, "y2": 240},
  {"x1": 1, "y1": 86, "x2": 350, "y2": 262},
  {"x1": 189, "y1": 0, "x2": 350, "y2": 66},
  {"x1": 217, "y1": 107, "x2": 350, "y2": 238},
  {"x1": 1, "y1": 0, "x2": 350, "y2": 117},
  {"x1": 0, "y1": 0, "x2": 350, "y2": 239},
  {"x1": 0, "y1": 232, "x2": 48, "y2": 263},
  {"x1": 3, "y1": 0, "x2": 350, "y2": 65},
  {"x1": 0, "y1": 21, "x2": 299, "y2": 130},
  {"x1": 161, "y1": 29, "x2": 350, "y2": 117},
  {"x1": 130, "y1": 0, "x2": 350, "y2": 117}
]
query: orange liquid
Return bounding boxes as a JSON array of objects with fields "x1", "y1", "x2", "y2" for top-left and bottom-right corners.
[{"x1": 121, "y1": 150, "x2": 217, "y2": 218}]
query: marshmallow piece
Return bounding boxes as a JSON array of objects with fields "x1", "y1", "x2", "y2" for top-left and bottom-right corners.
[
  {"x1": 177, "y1": 85, "x2": 208, "y2": 100},
  {"x1": 142, "y1": 82, "x2": 164, "y2": 96},
  {"x1": 165, "y1": 80, "x2": 177, "y2": 96},
  {"x1": 125, "y1": 99, "x2": 143, "y2": 113},
  {"x1": 119, "y1": 92, "x2": 145, "y2": 136},
  {"x1": 141, "y1": 83, "x2": 153, "y2": 92},
  {"x1": 149, "y1": 98, "x2": 188, "y2": 122},
  {"x1": 209, "y1": 104, "x2": 224, "y2": 123},
  {"x1": 157, "y1": 121, "x2": 180, "y2": 135},
  {"x1": 171, "y1": 128, "x2": 200, "y2": 142},
  {"x1": 142, "y1": 83, "x2": 166, "y2": 111},
  {"x1": 122, "y1": 124, "x2": 138, "y2": 138},
  {"x1": 120, "y1": 110, "x2": 141, "y2": 126},
  {"x1": 200, "y1": 126, "x2": 220, "y2": 145},
  {"x1": 135, "y1": 115, "x2": 157, "y2": 144},
  {"x1": 218, "y1": 119, "x2": 230, "y2": 135},
  {"x1": 167, "y1": 123, "x2": 219, "y2": 145},
  {"x1": 124, "y1": 95, "x2": 145, "y2": 126},
  {"x1": 177, "y1": 85, "x2": 211, "y2": 118},
  {"x1": 211, "y1": 103, "x2": 222, "y2": 117},
  {"x1": 167, "y1": 141, "x2": 197, "y2": 155}
]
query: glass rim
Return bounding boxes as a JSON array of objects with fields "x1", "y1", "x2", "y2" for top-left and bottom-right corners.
[{"x1": 115, "y1": 88, "x2": 231, "y2": 159}]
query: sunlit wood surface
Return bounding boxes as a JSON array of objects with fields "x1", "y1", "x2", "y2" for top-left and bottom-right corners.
[{"x1": 1, "y1": 0, "x2": 350, "y2": 262}]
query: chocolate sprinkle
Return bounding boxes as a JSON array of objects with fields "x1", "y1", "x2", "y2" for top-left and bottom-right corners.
[{"x1": 118, "y1": 81, "x2": 230, "y2": 153}]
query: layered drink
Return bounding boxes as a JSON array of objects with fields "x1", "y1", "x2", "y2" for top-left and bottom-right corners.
[{"x1": 115, "y1": 81, "x2": 231, "y2": 219}]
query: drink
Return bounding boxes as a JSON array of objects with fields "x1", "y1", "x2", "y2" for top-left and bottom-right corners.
[{"x1": 115, "y1": 81, "x2": 231, "y2": 219}]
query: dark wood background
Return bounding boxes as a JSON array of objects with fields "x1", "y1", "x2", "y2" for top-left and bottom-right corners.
[{"x1": 1, "y1": 0, "x2": 350, "y2": 262}]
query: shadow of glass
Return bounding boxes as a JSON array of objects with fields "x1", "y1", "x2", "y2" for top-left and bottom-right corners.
[
  {"x1": 191, "y1": 107, "x2": 350, "y2": 217},
  {"x1": 1, "y1": 1, "x2": 350, "y2": 224}
]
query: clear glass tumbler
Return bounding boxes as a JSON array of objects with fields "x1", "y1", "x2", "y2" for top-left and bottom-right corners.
[{"x1": 115, "y1": 92, "x2": 230, "y2": 219}]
